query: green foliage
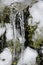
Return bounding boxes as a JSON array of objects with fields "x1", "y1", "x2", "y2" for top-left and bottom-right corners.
[
  {"x1": 0, "y1": 6, "x2": 11, "y2": 23},
  {"x1": 7, "y1": 40, "x2": 14, "y2": 52},
  {"x1": 3, "y1": 6, "x2": 11, "y2": 23},
  {"x1": 32, "y1": 38, "x2": 43, "y2": 49},
  {"x1": 25, "y1": 22, "x2": 38, "y2": 47},
  {"x1": 0, "y1": 13, "x2": 4, "y2": 24},
  {"x1": 36, "y1": 55, "x2": 42, "y2": 65},
  {"x1": 25, "y1": 16, "x2": 43, "y2": 49},
  {"x1": 12, "y1": 58, "x2": 18, "y2": 65},
  {"x1": 15, "y1": 40, "x2": 21, "y2": 53},
  {"x1": 12, "y1": 40, "x2": 21, "y2": 65},
  {"x1": 0, "y1": 13, "x2": 2, "y2": 23}
]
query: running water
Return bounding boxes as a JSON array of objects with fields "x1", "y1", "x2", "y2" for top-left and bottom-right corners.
[{"x1": 10, "y1": 4, "x2": 25, "y2": 44}]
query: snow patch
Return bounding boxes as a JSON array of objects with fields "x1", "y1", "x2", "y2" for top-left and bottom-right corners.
[
  {"x1": 29, "y1": 1, "x2": 43, "y2": 28},
  {"x1": 0, "y1": 48, "x2": 12, "y2": 65},
  {"x1": 17, "y1": 47, "x2": 38, "y2": 65}
]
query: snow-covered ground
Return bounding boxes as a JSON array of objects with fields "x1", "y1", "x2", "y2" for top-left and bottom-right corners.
[
  {"x1": 17, "y1": 47, "x2": 38, "y2": 65},
  {"x1": 0, "y1": 48, "x2": 12, "y2": 65}
]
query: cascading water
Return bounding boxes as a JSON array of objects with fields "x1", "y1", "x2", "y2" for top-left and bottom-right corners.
[
  {"x1": 10, "y1": 5, "x2": 26, "y2": 61},
  {"x1": 15, "y1": 11, "x2": 25, "y2": 44},
  {"x1": 10, "y1": 3, "x2": 25, "y2": 44},
  {"x1": 0, "y1": 1, "x2": 42, "y2": 65}
]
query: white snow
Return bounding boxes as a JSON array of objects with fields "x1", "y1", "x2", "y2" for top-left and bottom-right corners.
[
  {"x1": 18, "y1": 36, "x2": 25, "y2": 44},
  {"x1": 1, "y1": 0, "x2": 14, "y2": 5},
  {"x1": 0, "y1": 60, "x2": 4, "y2": 65},
  {"x1": 17, "y1": 47, "x2": 38, "y2": 65},
  {"x1": 0, "y1": 48, "x2": 12, "y2": 65},
  {"x1": 0, "y1": 27, "x2": 5, "y2": 37},
  {"x1": 1, "y1": 0, "x2": 32, "y2": 5},
  {"x1": 29, "y1": 1, "x2": 43, "y2": 40},
  {"x1": 29, "y1": 1, "x2": 43, "y2": 28},
  {"x1": 5, "y1": 23, "x2": 13, "y2": 41},
  {"x1": 0, "y1": 24, "x2": 13, "y2": 41}
]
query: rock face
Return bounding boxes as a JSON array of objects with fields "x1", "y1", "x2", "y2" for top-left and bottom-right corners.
[
  {"x1": 0, "y1": 48, "x2": 12, "y2": 65},
  {"x1": 17, "y1": 47, "x2": 38, "y2": 65}
]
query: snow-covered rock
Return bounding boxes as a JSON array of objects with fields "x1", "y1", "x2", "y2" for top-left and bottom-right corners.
[
  {"x1": 0, "y1": 27, "x2": 5, "y2": 37},
  {"x1": 0, "y1": 23, "x2": 13, "y2": 41},
  {"x1": 1, "y1": 0, "x2": 14, "y2": 5},
  {"x1": 17, "y1": 47, "x2": 38, "y2": 65},
  {"x1": 0, "y1": 48, "x2": 12, "y2": 65},
  {"x1": 18, "y1": 36, "x2": 25, "y2": 44},
  {"x1": 5, "y1": 23, "x2": 13, "y2": 41},
  {"x1": 29, "y1": 1, "x2": 43, "y2": 28},
  {"x1": 0, "y1": 60, "x2": 4, "y2": 65}
]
